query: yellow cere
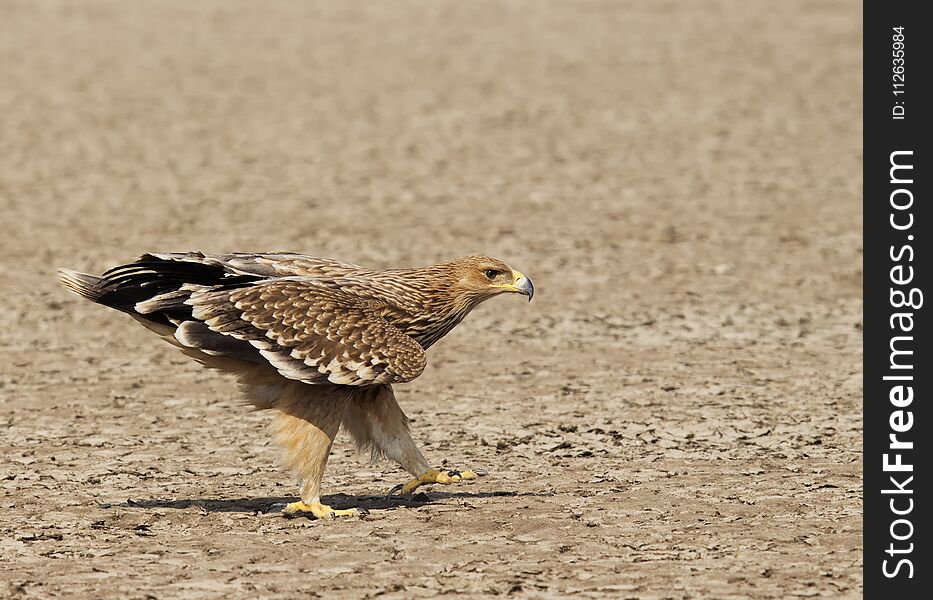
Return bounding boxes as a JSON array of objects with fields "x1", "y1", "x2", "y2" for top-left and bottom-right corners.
[{"x1": 489, "y1": 270, "x2": 524, "y2": 291}]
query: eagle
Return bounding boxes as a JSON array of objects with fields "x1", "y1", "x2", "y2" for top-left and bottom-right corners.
[{"x1": 59, "y1": 253, "x2": 534, "y2": 518}]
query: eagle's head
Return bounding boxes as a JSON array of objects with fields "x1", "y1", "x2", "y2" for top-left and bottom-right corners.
[{"x1": 447, "y1": 255, "x2": 534, "y2": 303}]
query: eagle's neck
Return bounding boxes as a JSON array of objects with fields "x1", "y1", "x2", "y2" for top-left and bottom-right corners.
[
  {"x1": 369, "y1": 267, "x2": 480, "y2": 349},
  {"x1": 406, "y1": 303, "x2": 474, "y2": 349}
]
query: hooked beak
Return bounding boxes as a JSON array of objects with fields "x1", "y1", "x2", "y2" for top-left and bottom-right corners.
[
  {"x1": 489, "y1": 270, "x2": 535, "y2": 301},
  {"x1": 511, "y1": 271, "x2": 534, "y2": 301}
]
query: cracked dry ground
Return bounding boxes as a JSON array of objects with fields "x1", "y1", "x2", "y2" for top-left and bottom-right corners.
[{"x1": 1, "y1": 1, "x2": 860, "y2": 598}]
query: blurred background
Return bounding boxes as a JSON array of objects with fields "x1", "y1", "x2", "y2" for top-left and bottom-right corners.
[{"x1": 1, "y1": 1, "x2": 861, "y2": 598}]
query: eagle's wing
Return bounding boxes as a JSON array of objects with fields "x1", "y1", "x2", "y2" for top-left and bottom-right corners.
[
  {"x1": 60, "y1": 254, "x2": 424, "y2": 385},
  {"x1": 183, "y1": 278, "x2": 426, "y2": 386},
  {"x1": 144, "y1": 251, "x2": 367, "y2": 279}
]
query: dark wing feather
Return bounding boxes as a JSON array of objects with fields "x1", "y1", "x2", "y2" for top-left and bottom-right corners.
[
  {"x1": 91, "y1": 256, "x2": 260, "y2": 326},
  {"x1": 188, "y1": 279, "x2": 426, "y2": 386},
  {"x1": 60, "y1": 257, "x2": 260, "y2": 328},
  {"x1": 144, "y1": 252, "x2": 367, "y2": 279}
]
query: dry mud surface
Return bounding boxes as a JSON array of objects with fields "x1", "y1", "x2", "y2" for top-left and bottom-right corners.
[{"x1": 0, "y1": 1, "x2": 861, "y2": 598}]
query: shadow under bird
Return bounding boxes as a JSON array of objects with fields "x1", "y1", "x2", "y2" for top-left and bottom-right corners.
[{"x1": 59, "y1": 252, "x2": 534, "y2": 518}]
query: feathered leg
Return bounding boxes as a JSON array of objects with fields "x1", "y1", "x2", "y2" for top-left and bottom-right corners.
[
  {"x1": 264, "y1": 381, "x2": 358, "y2": 518},
  {"x1": 343, "y1": 385, "x2": 480, "y2": 495}
]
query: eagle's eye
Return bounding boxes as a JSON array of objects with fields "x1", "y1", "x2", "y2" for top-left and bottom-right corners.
[{"x1": 484, "y1": 269, "x2": 500, "y2": 279}]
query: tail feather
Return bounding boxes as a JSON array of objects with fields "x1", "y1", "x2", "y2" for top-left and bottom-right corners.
[{"x1": 58, "y1": 269, "x2": 105, "y2": 303}]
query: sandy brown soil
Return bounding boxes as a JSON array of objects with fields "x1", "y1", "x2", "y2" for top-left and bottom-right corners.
[{"x1": 0, "y1": 1, "x2": 862, "y2": 598}]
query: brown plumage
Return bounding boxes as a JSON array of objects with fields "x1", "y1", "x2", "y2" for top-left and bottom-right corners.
[{"x1": 59, "y1": 252, "x2": 534, "y2": 517}]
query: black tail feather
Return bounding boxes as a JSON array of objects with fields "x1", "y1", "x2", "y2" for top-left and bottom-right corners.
[{"x1": 58, "y1": 269, "x2": 105, "y2": 303}]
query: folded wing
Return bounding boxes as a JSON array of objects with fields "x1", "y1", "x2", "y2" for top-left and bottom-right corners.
[{"x1": 186, "y1": 279, "x2": 426, "y2": 385}]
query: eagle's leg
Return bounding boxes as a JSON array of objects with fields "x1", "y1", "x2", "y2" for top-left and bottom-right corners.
[
  {"x1": 343, "y1": 385, "x2": 480, "y2": 495},
  {"x1": 267, "y1": 383, "x2": 360, "y2": 518}
]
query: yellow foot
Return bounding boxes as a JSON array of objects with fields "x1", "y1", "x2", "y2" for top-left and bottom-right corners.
[
  {"x1": 282, "y1": 500, "x2": 361, "y2": 519},
  {"x1": 390, "y1": 468, "x2": 481, "y2": 495}
]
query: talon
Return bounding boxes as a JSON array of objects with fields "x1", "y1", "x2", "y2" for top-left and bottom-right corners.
[
  {"x1": 282, "y1": 500, "x2": 360, "y2": 519},
  {"x1": 391, "y1": 467, "x2": 481, "y2": 495},
  {"x1": 437, "y1": 471, "x2": 461, "y2": 484}
]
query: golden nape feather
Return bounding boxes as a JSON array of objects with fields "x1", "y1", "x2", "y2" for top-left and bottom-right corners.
[{"x1": 59, "y1": 252, "x2": 534, "y2": 518}]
